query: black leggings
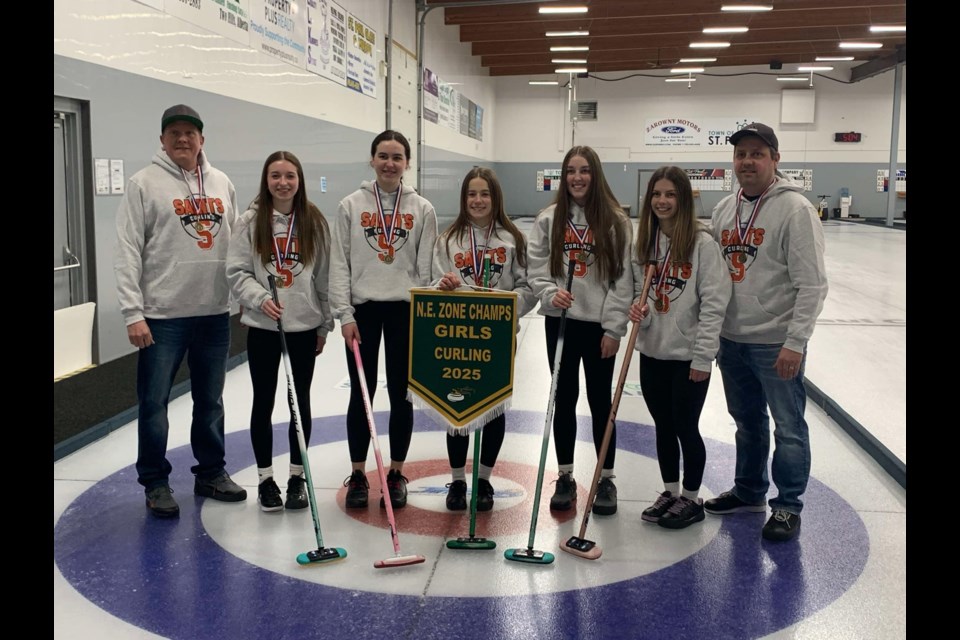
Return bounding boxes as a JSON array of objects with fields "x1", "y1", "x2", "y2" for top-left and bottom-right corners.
[
  {"x1": 344, "y1": 301, "x2": 413, "y2": 463},
  {"x1": 545, "y1": 316, "x2": 616, "y2": 469},
  {"x1": 247, "y1": 326, "x2": 317, "y2": 469},
  {"x1": 446, "y1": 415, "x2": 506, "y2": 469},
  {"x1": 639, "y1": 354, "x2": 709, "y2": 491}
]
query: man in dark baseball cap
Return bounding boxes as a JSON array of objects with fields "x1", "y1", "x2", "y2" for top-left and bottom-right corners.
[
  {"x1": 161, "y1": 104, "x2": 204, "y2": 133},
  {"x1": 729, "y1": 122, "x2": 778, "y2": 152},
  {"x1": 706, "y1": 119, "x2": 828, "y2": 543}
]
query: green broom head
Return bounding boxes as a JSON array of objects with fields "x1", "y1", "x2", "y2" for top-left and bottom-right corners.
[
  {"x1": 296, "y1": 547, "x2": 348, "y2": 566},
  {"x1": 503, "y1": 547, "x2": 555, "y2": 564},
  {"x1": 447, "y1": 536, "x2": 496, "y2": 550}
]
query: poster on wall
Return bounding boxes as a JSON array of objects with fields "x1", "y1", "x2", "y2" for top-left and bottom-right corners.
[
  {"x1": 438, "y1": 79, "x2": 459, "y2": 132},
  {"x1": 164, "y1": 0, "x2": 251, "y2": 45},
  {"x1": 685, "y1": 169, "x2": 729, "y2": 192},
  {"x1": 423, "y1": 68, "x2": 440, "y2": 124},
  {"x1": 249, "y1": 0, "x2": 307, "y2": 68},
  {"x1": 345, "y1": 13, "x2": 377, "y2": 98},
  {"x1": 537, "y1": 169, "x2": 562, "y2": 192},
  {"x1": 876, "y1": 169, "x2": 906, "y2": 193},
  {"x1": 474, "y1": 105, "x2": 483, "y2": 141},
  {"x1": 644, "y1": 118, "x2": 754, "y2": 149},
  {"x1": 780, "y1": 169, "x2": 813, "y2": 192},
  {"x1": 460, "y1": 97, "x2": 470, "y2": 136},
  {"x1": 306, "y1": 0, "x2": 347, "y2": 86}
]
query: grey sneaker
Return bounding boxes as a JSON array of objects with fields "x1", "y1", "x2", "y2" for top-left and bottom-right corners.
[
  {"x1": 550, "y1": 472, "x2": 577, "y2": 511},
  {"x1": 591, "y1": 476, "x2": 618, "y2": 515},
  {"x1": 145, "y1": 486, "x2": 180, "y2": 518},
  {"x1": 194, "y1": 471, "x2": 247, "y2": 502}
]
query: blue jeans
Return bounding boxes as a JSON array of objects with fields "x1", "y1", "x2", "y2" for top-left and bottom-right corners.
[
  {"x1": 717, "y1": 338, "x2": 811, "y2": 514},
  {"x1": 135, "y1": 313, "x2": 229, "y2": 490}
]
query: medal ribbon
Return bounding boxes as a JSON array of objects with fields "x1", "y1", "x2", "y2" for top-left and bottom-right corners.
[
  {"x1": 272, "y1": 211, "x2": 297, "y2": 275},
  {"x1": 373, "y1": 182, "x2": 402, "y2": 256},
  {"x1": 734, "y1": 179, "x2": 775, "y2": 245},
  {"x1": 566, "y1": 217, "x2": 591, "y2": 262},
  {"x1": 654, "y1": 230, "x2": 672, "y2": 302},
  {"x1": 180, "y1": 166, "x2": 205, "y2": 217},
  {"x1": 469, "y1": 222, "x2": 495, "y2": 287}
]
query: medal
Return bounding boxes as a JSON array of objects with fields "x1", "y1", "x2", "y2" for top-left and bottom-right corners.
[
  {"x1": 652, "y1": 231, "x2": 672, "y2": 313},
  {"x1": 576, "y1": 251, "x2": 587, "y2": 263},
  {"x1": 654, "y1": 298, "x2": 664, "y2": 311},
  {"x1": 374, "y1": 182, "x2": 402, "y2": 261},
  {"x1": 566, "y1": 217, "x2": 591, "y2": 268},
  {"x1": 383, "y1": 253, "x2": 394, "y2": 264},
  {"x1": 274, "y1": 279, "x2": 285, "y2": 289}
]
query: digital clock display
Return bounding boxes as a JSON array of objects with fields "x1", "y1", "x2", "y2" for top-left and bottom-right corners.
[{"x1": 834, "y1": 132, "x2": 862, "y2": 143}]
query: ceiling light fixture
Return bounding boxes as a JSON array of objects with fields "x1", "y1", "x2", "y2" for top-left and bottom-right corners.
[
  {"x1": 690, "y1": 42, "x2": 731, "y2": 48},
  {"x1": 720, "y1": 4, "x2": 773, "y2": 11},
  {"x1": 551, "y1": 58, "x2": 587, "y2": 64},
  {"x1": 546, "y1": 31, "x2": 589, "y2": 37},
  {"x1": 777, "y1": 77, "x2": 807, "y2": 82},
  {"x1": 671, "y1": 67, "x2": 705, "y2": 73},
  {"x1": 703, "y1": 27, "x2": 749, "y2": 33},
  {"x1": 679, "y1": 57, "x2": 717, "y2": 63},
  {"x1": 555, "y1": 67, "x2": 588, "y2": 74},
  {"x1": 550, "y1": 46, "x2": 589, "y2": 52},
  {"x1": 528, "y1": 80, "x2": 560, "y2": 85},
  {"x1": 798, "y1": 65, "x2": 833, "y2": 71},
  {"x1": 869, "y1": 25, "x2": 906, "y2": 33},
  {"x1": 539, "y1": 6, "x2": 588, "y2": 14},
  {"x1": 816, "y1": 56, "x2": 854, "y2": 61},
  {"x1": 665, "y1": 77, "x2": 697, "y2": 82},
  {"x1": 839, "y1": 42, "x2": 883, "y2": 49}
]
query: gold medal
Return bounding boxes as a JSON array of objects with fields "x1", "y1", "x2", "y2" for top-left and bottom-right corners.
[
  {"x1": 654, "y1": 298, "x2": 664, "y2": 311},
  {"x1": 274, "y1": 278, "x2": 285, "y2": 289},
  {"x1": 383, "y1": 253, "x2": 394, "y2": 264},
  {"x1": 577, "y1": 251, "x2": 587, "y2": 263}
]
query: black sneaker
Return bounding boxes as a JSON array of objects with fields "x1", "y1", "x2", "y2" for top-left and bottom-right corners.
[
  {"x1": 550, "y1": 472, "x2": 577, "y2": 511},
  {"x1": 145, "y1": 486, "x2": 179, "y2": 518},
  {"x1": 592, "y1": 476, "x2": 618, "y2": 515},
  {"x1": 343, "y1": 470, "x2": 369, "y2": 508},
  {"x1": 257, "y1": 478, "x2": 283, "y2": 512},
  {"x1": 704, "y1": 490, "x2": 766, "y2": 515},
  {"x1": 476, "y1": 478, "x2": 495, "y2": 512},
  {"x1": 285, "y1": 475, "x2": 309, "y2": 510},
  {"x1": 381, "y1": 469, "x2": 408, "y2": 509},
  {"x1": 445, "y1": 480, "x2": 467, "y2": 511},
  {"x1": 658, "y1": 496, "x2": 705, "y2": 530},
  {"x1": 194, "y1": 471, "x2": 247, "y2": 502},
  {"x1": 641, "y1": 491, "x2": 676, "y2": 523},
  {"x1": 762, "y1": 510, "x2": 801, "y2": 542}
]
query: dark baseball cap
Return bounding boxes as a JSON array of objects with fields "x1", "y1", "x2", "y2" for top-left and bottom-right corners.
[
  {"x1": 729, "y1": 122, "x2": 778, "y2": 152},
  {"x1": 161, "y1": 104, "x2": 204, "y2": 133}
]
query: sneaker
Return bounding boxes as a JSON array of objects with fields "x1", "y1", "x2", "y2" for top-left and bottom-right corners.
[
  {"x1": 592, "y1": 476, "x2": 618, "y2": 516},
  {"x1": 476, "y1": 478, "x2": 495, "y2": 512},
  {"x1": 256, "y1": 478, "x2": 283, "y2": 512},
  {"x1": 762, "y1": 510, "x2": 802, "y2": 542},
  {"x1": 550, "y1": 472, "x2": 577, "y2": 511},
  {"x1": 704, "y1": 490, "x2": 766, "y2": 515},
  {"x1": 285, "y1": 475, "x2": 309, "y2": 510},
  {"x1": 445, "y1": 480, "x2": 467, "y2": 511},
  {"x1": 641, "y1": 491, "x2": 676, "y2": 523},
  {"x1": 343, "y1": 470, "x2": 369, "y2": 508},
  {"x1": 658, "y1": 496, "x2": 706, "y2": 530},
  {"x1": 145, "y1": 486, "x2": 180, "y2": 518},
  {"x1": 380, "y1": 469, "x2": 408, "y2": 509},
  {"x1": 194, "y1": 471, "x2": 247, "y2": 502}
]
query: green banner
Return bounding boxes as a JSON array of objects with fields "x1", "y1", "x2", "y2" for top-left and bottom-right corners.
[{"x1": 408, "y1": 288, "x2": 517, "y2": 434}]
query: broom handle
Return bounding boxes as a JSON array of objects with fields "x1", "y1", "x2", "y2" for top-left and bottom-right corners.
[{"x1": 576, "y1": 263, "x2": 656, "y2": 539}]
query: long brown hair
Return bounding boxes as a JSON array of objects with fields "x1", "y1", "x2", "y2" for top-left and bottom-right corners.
[
  {"x1": 635, "y1": 166, "x2": 701, "y2": 265},
  {"x1": 549, "y1": 145, "x2": 628, "y2": 281},
  {"x1": 252, "y1": 151, "x2": 328, "y2": 267},
  {"x1": 442, "y1": 166, "x2": 527, "y2": 268}
]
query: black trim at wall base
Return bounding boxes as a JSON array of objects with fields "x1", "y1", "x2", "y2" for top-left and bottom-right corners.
[
  {"x1": 53, "y1": 314, "x2": 249, "y2": 462},
  {"x1": 805, "y1": 379, "x2": 906, "y2": 489}
]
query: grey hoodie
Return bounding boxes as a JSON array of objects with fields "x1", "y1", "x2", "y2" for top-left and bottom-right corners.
[
  {"x1": 431, "y1": 220, "x2": 538, "y2": 320},
  {"x1": 528, "y1": 202, "x2": 634, "y2": 340},
  {"x1": 710, "y1": 175, "x2": 827, "y2": 351},
  {"x1": 226, "y1": 207, "x2": 334, "y2": 336},
  {"x1": 631, "y1": 229, "x2": 731, "y2": 372},
  {"x1": 329, "y1": 180, "x2": 438, "y2": 326},
  {"x1": 114, "y1": 148, "x2": 238, "y2": 324}
]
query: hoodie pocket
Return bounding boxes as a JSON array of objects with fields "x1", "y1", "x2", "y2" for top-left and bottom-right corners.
[{"x1": 150, "y1": 260, "x2": 228, "y2": 309}]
